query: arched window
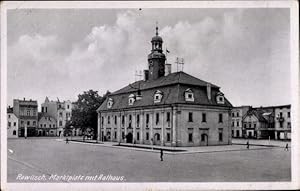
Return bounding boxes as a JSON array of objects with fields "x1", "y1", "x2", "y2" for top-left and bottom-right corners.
[
  {"x1": 154, "y1": 90, "x2": 163, "y2": 103},
  {"x1": 128, "y1": 94, "x2": 135, "y2": 105},
  {"x1": 216, "y1": 92, "x2": 225, "y2": 104},
  {"x1": 107, "y1": 98, "x2": 114, "y2": 108},
  {"x1": 13, "y1": 130, "x2": 16, "y2": 135},
  {"x1": 184, "y1": 88, "x2": 194, "y2": 102}
]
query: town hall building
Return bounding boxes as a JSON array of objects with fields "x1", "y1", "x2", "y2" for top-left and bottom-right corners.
[{"x1": 97, "y1": 26, "x2": 233, "y2": 147}]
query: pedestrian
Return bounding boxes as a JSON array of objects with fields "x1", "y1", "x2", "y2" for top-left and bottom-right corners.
[
  {"x1": 285, "y1": 143, "x2": 289, "y2": 151},
  {"x1": 246, "y1": 141, "x2": 249, "y2": 149},
  {"x1": 66, "y1": 138, "x2": 69, "y2": 144},
  {"x1": 160, "y1": 149, "x2": 163, "y2": 161}
]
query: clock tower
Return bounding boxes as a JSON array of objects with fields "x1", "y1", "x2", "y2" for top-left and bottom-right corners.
[{"x1": 147, "y1": 25, "x2": 166, "y2": 80}]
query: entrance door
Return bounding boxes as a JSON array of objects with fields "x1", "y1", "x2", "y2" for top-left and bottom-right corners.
[
  {"x1": 126, "y1": 132, "x2": 133, "y2": 143},
  {"x1": 153, "y1": 133, "x2": 161, "y2": 145},
  {"x1": 200, "y1": 133, "x2": 208, "y2": 146}
]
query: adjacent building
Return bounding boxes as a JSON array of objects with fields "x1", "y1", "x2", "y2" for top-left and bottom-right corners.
[
  {"x1": 231, "y1": 106, "x2": 251, "y2": 138},
  {"x1": 37, "y1": 113, "x2": 57, "y2": 136},
  {"x1": 13, "y1": 98, "x2": 38, "y2": 137},
  {"x1": 97, "y1": 27, "x2": 233, "y2": 147},
  {"x1": 7, "y1": 106, "x2": 18, "y2": 138},
  {"x1": 274, "y1": 105, "x2": 291, "y2": 140}
]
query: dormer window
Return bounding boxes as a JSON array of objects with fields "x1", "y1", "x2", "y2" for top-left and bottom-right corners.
[
  {"x1": 107, "y1": 98, "x2": 114, "y2": 108},
  {"x1": 154, "y1": 90, "x2": 163, "y2": 103},
  {"x1": 128, "y1": 94, "x2": 135, "y2": 105},
  {"x1": 216, "y1": 92, "x2": 225, "y2": 104},
  {"x1": 184, "y1": 88, "x2": 194, "y2": 102}
]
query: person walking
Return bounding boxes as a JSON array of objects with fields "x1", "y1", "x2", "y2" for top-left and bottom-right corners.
[
  {"x1": 246, "y1": 141, "x2": 249, "y2": 149},
  {"x1": 285, "y1": 143, "x2": 289, "y2": 151},
  {"x1": 66, "y1": 138, "x2": 69, "y2": 144},
  {"x1": 160, "y1": 149, "x2": 164, "y2": 161}
]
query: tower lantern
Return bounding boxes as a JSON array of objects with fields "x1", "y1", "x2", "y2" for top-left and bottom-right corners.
[{"x1": 147, "y1": 24, "x2": 166, "y2": 80}]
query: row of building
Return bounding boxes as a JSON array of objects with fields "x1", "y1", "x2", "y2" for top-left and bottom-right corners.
[
  {"x1": 232, "y1": 105, "x2": 291, "y2": 140},
  {"x1": 7, "y1": 97, "x2": 81, "y2": 138}
]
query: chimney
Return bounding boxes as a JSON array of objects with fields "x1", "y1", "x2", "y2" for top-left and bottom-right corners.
[
  {"x1": 144, "y1": 70, "x2": 149, "y2": 81},
  {"x1": 165, "y1": 64, "x2": 171, "y2": 76},
  {"x1": 206, "y1": 83, "x2": 211, "y2": 101},
  {"x1": 23, "y1": 98, "x2": 25, "y2": 101}
]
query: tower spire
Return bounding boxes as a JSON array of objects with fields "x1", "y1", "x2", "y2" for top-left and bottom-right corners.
[{"x1": 155, "y1": 21, "x2": 158, "y2": 36}]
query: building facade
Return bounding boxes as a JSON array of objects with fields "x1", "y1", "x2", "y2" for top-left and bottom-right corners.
[
  {"x1": 37, "y1": 114, "x2": 57, "y2": 136},
  {"x1": 7, "y1": 107, "x2": 19, "y2": 138},
  {"x1": 97, "y1": 27, "x2": 233, "y2": 147},
  {"x1": 274, "y1": 105, "x2": 291, "y2": 140},
  {"x1": 40, "y1": 97, "x2": 74, "y2": 137},
  {"x1": 231, "y1": 106, "x2": 251, "y2": 138},
  {"x1": 13, "y1": 98, "x2": 38, "y2": 137}
]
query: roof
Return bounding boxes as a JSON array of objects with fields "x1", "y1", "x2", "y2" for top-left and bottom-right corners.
[
  {"x1": 244, "y1": 108, "x2": 274, "y2": 123},
  {"x1": 112, "y1": 71, "x2": 219, "y2": 95},
  {"x1": 98, "y1": 72, "x2": 231, "y2": 112}
]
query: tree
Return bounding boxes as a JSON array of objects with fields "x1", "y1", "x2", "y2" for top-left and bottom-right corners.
[{"x1": 71, "y1": 89, "x2": 110, "y2": 139}]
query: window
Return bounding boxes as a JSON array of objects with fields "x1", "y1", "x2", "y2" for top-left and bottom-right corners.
[
  {"x1": 107, "y1": 98, "x2": 114, "y2": 108},
  {"x1": 167, "y1": 133, "x2": 171, "y2": 142},
  {"x1": 49, "y1": 124, "x2": 52, "y2": 128},
  {"x1": 53, "y1": 124, "x2": 55, "y2": 128},
  {"x1": 59, "y1": 121, "x2": 62, "y2": 126},
  {"x1": 166, "y1": 112, "x2": 170, "y2": 122},
  {"x1": 137, "y1": 115, "x2": 140, "y2": 127},
  {"x1": 237, "y1": 112, "x2": 239, "y2": 117},
  {"x1": 67, "y1": 105, "x2": 70, "y2": 109},
  {"x1": 137, "y1": 132, "x2": 140, "y2": 140},
  {"x1": 288, "y1": 122, "x2": 291, "y2": 128},
  {"x1": 21, "y1": 120, "x2": 24, "y2": 125},
  {"x1": 156, "y1": 134, "x2": 160, "y2": 141},
  {"x1": 27, "y1": 110, "x2": 30, "y2": 116},
  {"x1": 8, "y1": 122, "x2": 11, "y2": 127},
  {"x1": 33, "y1": 110, "x2": 36, "y2": 116},
  {"x1": 237, "y1": 130, "x2": 240, "y2": 137},
  {"x1": 188, "y1": 133, "x2": 193, "y2": 142},
  {"x1": 232, "y1": 113, "x2": 234, "y2": 117},
  {"x1": 122, "y1": 115, "x2": 125, "y2": 125},
  {"x1": 184, "y1": 88, "x2": 194, "y2": 102},
  {"x1": 59, "y1": 112, "x2": 63, "y2": 117},
  {"x1": 232, "y1": 121, "x2": 234, "y2": 127},
  {"x1": 108, "y1": 116, "x2": 110, "y2": 124},
  {"x1": 129, "y1": 115, "x2": 132, "y2": 128},
  {"x1": 101, "y1": 117, "x2": 104, "y2": 125},
  {"x1": 146, "y1": 132, "x2": 149, "y2": 140},
  {"x1": 146, "y1": 114, "x2": 149, "y2": 127},
  {"x1": 280, "y1": 112, "x2": 283, "y2": 117},
  {"x1": 156, "y1": 113, "x2": 160, "y2": 125},
  {"x1": 232, "y1": 130, "x2": 234, "y2": 137},
  {"x1": 202, "y1": 113, "x2": 206, "y2": 122},
  {"x1": 254, "y1": 123, "x2": 256, "y2": 128},
  {"x1": 280, "y1": 122, "x2": 283, "y2": 128},
  {"x1": 114, "y1": 131, "x2": 117, "y2": 139},
  {"x1": 42, "y1": 107, "x2": 44, "y2": 113},
  {"x1": 13, "y1": 130, "x2": 16, "y2": 135},
  {"x1": 237, "y1": 121, "x2": 239, "y2": 127},
  {"x1": 128, "y1": 94, "x2": 135, "y2": 105},
  {"x1": 216, "y1": 92, "x2": 225, "y2": 104},
  {"x1": 8, "y1": 114, "x2": 10, "y2": 118},
  {"x1": 46, "y1": 107, "x2": 48, "y2": 113},
  {"x1": 154, "y1": 90, "x2": 163, "y2": 103},
  {"x1": 188, "y1": 112, "x2": 193, "y2": 122},
  {"x1": 249, "y1": 123, "x2": 252, "y2": 128},
  {"x1": 115, "y1": 116, "x2": 117, "y2": 125},
  {"x1": 288, "y1": 112, "x2": 290, "y2": 118},
  {"x1": 218, "y1": 113, "x2": 223, "y2": 123},
  {"x1": 33, "y1": 121, "x2": 36, "y2": 126},
  {"x1": 40, "y1": 124, "x2": 42, "y2": 128},
  {"x1": 122, "y1": 132, "x2": 125, "y2": 139},
  {"x1": 218, "y1": 129, "x2": 223, "y2": 142},
  {"x1": 27, "y1": 121, "x2": 30, "y2": 126},
  {"x1": 44, "y1": 124, "x2": 46, "y2": 128},
  {"x1": 13, "y1": 122, "x2": 16, "y2": 126},
  {"x1": 244, "y1": 124, "x2": 246, "y2": 128}
]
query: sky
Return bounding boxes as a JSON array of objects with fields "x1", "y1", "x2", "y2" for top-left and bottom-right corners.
[{"x1": 7, "y1": 8, "x2": 290, "y2": 109}]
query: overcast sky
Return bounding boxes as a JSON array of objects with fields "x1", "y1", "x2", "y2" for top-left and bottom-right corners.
[{"x1": 7, "y1": 8, "x2": 290, "y2": 108}]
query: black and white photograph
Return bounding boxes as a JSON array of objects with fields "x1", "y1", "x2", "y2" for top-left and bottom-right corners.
[{"x1": 1, "y1": 1, "x2": 299, "y2": 191}]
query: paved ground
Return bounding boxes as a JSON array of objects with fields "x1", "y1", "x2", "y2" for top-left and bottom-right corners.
[{"x1": 7, "y1": 138, "x2": 291, "y2": 182}]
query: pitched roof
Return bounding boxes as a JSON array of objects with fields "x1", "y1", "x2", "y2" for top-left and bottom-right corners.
[
  {"x1": 112, "y1": 71, "x2": 219, "y2": 95},
  {"x1": 98, "y1": 76, "x2": 232, "y2": 112},
  {"x1": 244, "y1": 108, "x2": 274, "y2": 123}
]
